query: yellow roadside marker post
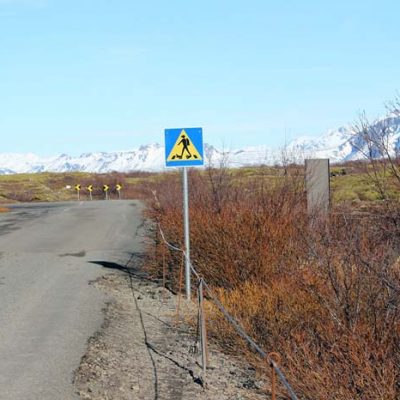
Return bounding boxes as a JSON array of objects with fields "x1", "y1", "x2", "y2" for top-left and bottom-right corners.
[
  {"x1": 103, "y1": 184, "x2": 110, "y2": 200},
  {"x1": 87, "y1": 185, "x2": 93, "y2": 201},
  {"x1": 74, "y1": 184, "x2": 81, "y2": 201},
  {"x1": 115, "y1": 184, "x2": 122, "y2": 200}
]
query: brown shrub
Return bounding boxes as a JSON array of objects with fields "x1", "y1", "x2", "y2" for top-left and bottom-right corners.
[{"x1": 146, "y1": 166, "x2": 400, "y2": 399}]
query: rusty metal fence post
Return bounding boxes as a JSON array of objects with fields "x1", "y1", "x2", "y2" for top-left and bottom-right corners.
[
  {"x1": 198, "y1": 279, "x2": 208, "y2": 376},
  {"x1": 157, "y1": 223, "x2": 299, "y2": 400},
  {"x1": 268, "y1": 352, "x2": 282, "y2": 400},
  {"x1": 175, "y1": 253, "x2": 185, "y2": 325},
  {"x1": 162, "y1": 243, "x2": 166, "y2": 289}
]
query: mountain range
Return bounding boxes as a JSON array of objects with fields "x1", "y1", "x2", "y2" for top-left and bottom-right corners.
[{"x1": 1, "y1": 115, "x2": 399, "y2": 174}]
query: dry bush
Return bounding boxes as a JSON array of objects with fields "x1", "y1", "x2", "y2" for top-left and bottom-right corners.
[
  {"x1": 6, "y1": 188, "x2": 37, "y2": 202},
  {"x1": 146, "y1": 166, "x2": 400, "y2": 399}
]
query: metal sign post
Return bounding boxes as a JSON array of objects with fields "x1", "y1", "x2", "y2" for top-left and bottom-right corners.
[
  {"x1": 165, "y1": 127, "x2": 204, "y2": 301},
  {"x1": 182, "y1": 167, "x2": 191, "y2": 299},
  {"x1": 87, "y1": 185, "x2": 93, "y2": 201},
  {"x1": 103, "y1": 185, "x2": 110, "y2": 200},
  {"x1": 116, "y1": 184, "x2": 122, "y2": 200},
  {"x1": 75, "y1": 184, "x2": 81, "y2": 201}
]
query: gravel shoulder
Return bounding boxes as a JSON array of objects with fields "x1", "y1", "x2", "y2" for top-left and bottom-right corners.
[{"x1": 74, "y1": 264, "x2": 270, "y2": 400}]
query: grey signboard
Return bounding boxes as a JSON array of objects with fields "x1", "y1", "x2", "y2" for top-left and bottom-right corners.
[{"x1": 305, "y1": 159, "x2": 330, "y2": 215}]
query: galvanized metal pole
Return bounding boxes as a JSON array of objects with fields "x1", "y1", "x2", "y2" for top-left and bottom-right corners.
[{"x1": 182, "y1": 167, "x2": 191, "y2": 300}]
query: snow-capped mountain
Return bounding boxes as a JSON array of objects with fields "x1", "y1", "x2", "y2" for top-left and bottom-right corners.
[
  {"x1": 0, "y1": 144, "x2": 167, "y2": 174},
  {"x1": 286, "y1": 126, "x2": 354, "y2": 162},
  {"x1": 1, "y1": 115, "x2": 399, "y2": 174},
  {"x1": 287, "y1": 114, "x2": 400, "y2": 163}
]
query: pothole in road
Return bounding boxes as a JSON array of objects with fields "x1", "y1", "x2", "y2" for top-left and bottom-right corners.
[{"x1": 59, "y1": 250, "x2": 87, "y2": 258}]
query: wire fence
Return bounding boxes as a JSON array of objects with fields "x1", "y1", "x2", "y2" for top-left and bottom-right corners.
[{"x1": 157, "y1": 223, "x2": 300, "y2": 400}]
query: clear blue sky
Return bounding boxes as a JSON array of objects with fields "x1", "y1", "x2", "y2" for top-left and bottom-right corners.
[{"x1": 1, "y1": 0, "x2": 399, "y2": 156}]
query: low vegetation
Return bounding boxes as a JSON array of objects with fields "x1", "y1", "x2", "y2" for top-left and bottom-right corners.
[
  {"x1": 0, "y1": 171, "x2": 154, "y2": 204},
  {"x1": 146, "y1": 159, "x2": 400, "y2": 399}
]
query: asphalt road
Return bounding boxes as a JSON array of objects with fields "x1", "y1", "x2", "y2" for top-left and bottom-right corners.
[{"x1": 0, "y1": 200, "x2": 144, "y2": 400}]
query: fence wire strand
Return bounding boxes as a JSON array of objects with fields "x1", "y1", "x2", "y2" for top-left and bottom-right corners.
[{"x1": 157, "y1": 223, "x2": 299, "y2": 400}]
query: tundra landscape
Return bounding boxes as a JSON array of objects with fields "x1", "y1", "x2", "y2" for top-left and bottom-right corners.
[
  {"x1": 1, "y1": 110, "x2": 399, "y2": 398},
  {"x1": 1, "y1": 1, "x2": 399, "y2": 398}
]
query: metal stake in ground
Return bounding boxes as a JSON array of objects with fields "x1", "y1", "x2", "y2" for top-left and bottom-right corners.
[
  {"x1": 183, "y1": 167, "x2": 191, "y2": 300},
  {"x1": 199, "y1": 279, "x2": 208, "y2": 376},
  {"x1": 268, "y1": 352, "x2": 282, "y2": 400}
]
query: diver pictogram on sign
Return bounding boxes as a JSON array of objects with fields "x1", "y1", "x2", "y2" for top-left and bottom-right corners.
[{"x1": 167, "y1": 130, "x2": 202, "y2": 162}]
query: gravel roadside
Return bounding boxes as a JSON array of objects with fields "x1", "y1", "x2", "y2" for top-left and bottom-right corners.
[{"x1": 74, "y1": 267, "x2": 270, "y2": 400}]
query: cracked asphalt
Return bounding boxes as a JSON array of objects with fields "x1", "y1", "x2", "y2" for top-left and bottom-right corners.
[{"x1": 0, "y1": 200, "x2": 144, "y2": 400}]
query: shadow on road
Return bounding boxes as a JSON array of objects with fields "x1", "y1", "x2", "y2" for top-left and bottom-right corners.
[
  {"x1": 88, "y1": 252, "x2": 160, "y2": 400},
  {"x1": 88, "y1": 253, "x2": 203, "y2": 399},
  {"x1": 88, "y1": 252, "x2": 154, "y2": 283}
]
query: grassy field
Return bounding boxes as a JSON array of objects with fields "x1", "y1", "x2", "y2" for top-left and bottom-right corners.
[
  {"x1": 0, "y1": 161, "x2": 398, "y2": 205},
  {"x1": 0, "y1": 172, "x2": 90, "y2": 203},
  {"x1": 0, "y1": 171, "x2": 155, "y2": 204}
]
